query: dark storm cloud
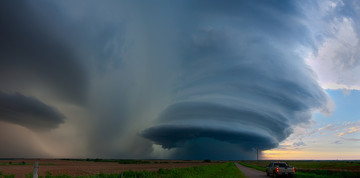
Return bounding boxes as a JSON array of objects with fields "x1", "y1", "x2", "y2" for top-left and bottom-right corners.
[
  {"x1": 0, "y1": 0, "x2": 333, "y2": 159},
  {"x1": 142, "y1": 0, "x2": 331, "y2": 159},
  {"x1": 0, "y1": 0, "x2": 88, "y2": 104},
  {"x1": 168, "y1": 138, "x2": 261, "y2": 160},
  {"x1": 0, "y1": 92, "x2": 65, "y2": 131},
  {"x1": 142, "y1": 102, "x2": 286, "y2": 150}
]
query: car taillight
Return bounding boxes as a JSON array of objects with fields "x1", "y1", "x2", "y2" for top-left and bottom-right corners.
[
  {"x1": 293, "y1": 167, "x2": 295, "y2": 172},
  {"x1": 276, "y1": 167, "x2": 279, "y2": 173}
]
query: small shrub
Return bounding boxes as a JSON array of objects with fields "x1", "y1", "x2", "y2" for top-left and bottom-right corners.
[
  {"x1": 158, "y1": 168, "x2": 167, "y2": 174},
  {"x1": 203, "y1": 159, "x2": 211, "y2": 163},
  {"x1": 94, "y1": 158, "x2": 102, "y2": 162},
  {"x1": 25, "y1": 173, "x2": 32, "y2": 178},
  {"x1": 123, "y1": 170, "x2": 136, "y2": 177},
  {"x1": 45, "y1": 171, "x2": 52, "y2": 178}
]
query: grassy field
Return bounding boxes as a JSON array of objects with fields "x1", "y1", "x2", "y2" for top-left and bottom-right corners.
[
  {"x1": 239, "y1": 160, "x2": 360, "y2": 178},
  {"x1": 0, "y1": 172, "x2": 14, "y2": 178},
  {"x1": 16, "y1": 162, "x2": 244, "y2": 178}
]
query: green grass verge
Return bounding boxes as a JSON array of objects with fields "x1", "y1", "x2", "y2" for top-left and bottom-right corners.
[
  {"x1": 23, "y1": 162, "x2": 245, "y2": 178},
  {"x1": 0, "y1": 172, "x2": 15, "y2": 178},
  {"x1": 285, "y1": 161, "x2": 360, "y2": 170},
  {"x1": 237, "y1": 160, "x2": 360, "y2": 171},
  {"x1": 238, "y1": 161, "x2": 360, "y2": 178},
  {"x1": 296, "y1": 170, "x2": 360, "y2": 178}
]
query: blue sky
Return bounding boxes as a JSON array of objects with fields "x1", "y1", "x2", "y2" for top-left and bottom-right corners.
[
  {"x1": 264, "y1": 89, "x2": 360, "y2": 160},
  {"x1": 314, "y1": 90, "x2": 360, "y2": 153},
  {"x1": 317, "y1": 90, "x2": 360, "y2": 123}
]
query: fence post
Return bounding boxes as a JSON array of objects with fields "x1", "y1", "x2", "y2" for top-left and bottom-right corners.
[{"x1": 33, "y1": 161, "x2": 39, "y2": 178}]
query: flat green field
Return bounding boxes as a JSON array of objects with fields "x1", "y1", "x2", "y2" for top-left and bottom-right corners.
[
  {"x1": 239, "y1": 160, "x2": 360, "y2": 178},
  {"x1": 0, "y1": 162, "x2": 244, "y2": 178}
]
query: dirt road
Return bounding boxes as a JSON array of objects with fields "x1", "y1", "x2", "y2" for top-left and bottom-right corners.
[{"x1": 235, "y1": 162, "x2": 268, "y2": 178}]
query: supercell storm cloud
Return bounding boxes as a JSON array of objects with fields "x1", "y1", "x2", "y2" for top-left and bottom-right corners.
[
  {"x1": 0, "y1": 0, "x2": 333, "y2": 159},
  {"x1": 141, "y1": 1, "x2": 331, "y2": 159}
]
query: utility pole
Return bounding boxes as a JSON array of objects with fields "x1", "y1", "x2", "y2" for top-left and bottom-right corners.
[{"x1": 33, "y1": 161, "x2": 38, "y2": 178}]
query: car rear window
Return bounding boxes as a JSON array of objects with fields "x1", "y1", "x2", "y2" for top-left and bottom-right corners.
[{"x1": 274, "y1": 163, "x2": 287, "y2": 167}]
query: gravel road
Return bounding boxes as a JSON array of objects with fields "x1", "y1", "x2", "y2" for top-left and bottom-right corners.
[{"x1": 234, "y1": 162, "x2": 268, "y2": 178}]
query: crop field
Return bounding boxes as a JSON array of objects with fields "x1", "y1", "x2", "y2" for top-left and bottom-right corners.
[
  {"x1": 0, "y1": 159, "x2": 243, "y2": 178},
  {"x1": 239, "y1": 160, "x2": 360, "y2": 178}
]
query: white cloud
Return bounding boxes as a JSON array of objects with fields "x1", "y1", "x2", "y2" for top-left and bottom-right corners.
[
  {"x1": 293, "y1": 141, "x2": 306, "y2": 147},
  {"x1": 278, "y1": 120, "x2": 360, "y2": 149},
  {"x1": 338, "y1": 125, "x2": 360, "y2": 136},
  {"x1": 306, "y1": 17, "x2": 360, "y2": 90},
  {"x1": 342, "y1": 137, "x2": 360, "y2": 141},
  {"x1": 305, "y1": 1, "x2": 360, "y2": 91}
]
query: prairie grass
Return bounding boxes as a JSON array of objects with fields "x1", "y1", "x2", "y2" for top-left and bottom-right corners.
[
  {"x1": 0, "y1": 172, "x2": 15, "y2": 178},
  {"x1": 239, "y1": 160, "x2": 360, "y2": 170},
  {"x1": 239, "y1": 160, "x2": 360, "y2": 178},
  {"x1": 25, "y1": 162, "x2": 244, "y2": 178}
]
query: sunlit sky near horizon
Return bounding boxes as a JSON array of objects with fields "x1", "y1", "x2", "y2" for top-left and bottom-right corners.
[
  {"x1": 0, "y1": 0, "x2": 359, "y2": 160},
  {"x1": 263, "y1": 90, "x2": 360, "y2": 160}
]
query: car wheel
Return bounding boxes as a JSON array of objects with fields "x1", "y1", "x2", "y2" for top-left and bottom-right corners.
[{"x1": 273, "y1": 171, "x2": 277, "y2": 178}]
